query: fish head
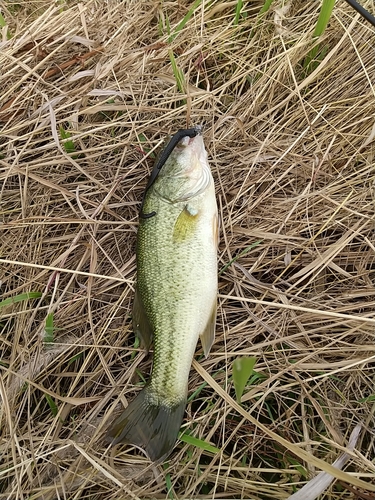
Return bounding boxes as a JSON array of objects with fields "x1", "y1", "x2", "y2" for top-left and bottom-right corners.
[{"x1": 153, "y1": 133, "x2": 211, "y2": 203}]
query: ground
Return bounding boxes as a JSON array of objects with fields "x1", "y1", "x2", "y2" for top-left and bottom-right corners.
[{"x1": 1, "y1": 1, "x2": 375, "y2": 499}]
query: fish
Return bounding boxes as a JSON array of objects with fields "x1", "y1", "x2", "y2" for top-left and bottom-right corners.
[{"x1": 107, "y1": 127, "x2": 218, "y2": 462}]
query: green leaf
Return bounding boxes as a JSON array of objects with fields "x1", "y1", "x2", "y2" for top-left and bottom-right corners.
[
  {"x1": 0, "y1": 12, "x2": 11, "y2": 39},
  {"x1": 59, "y1": 126, "x2": 76, "y2": 154},
  {"x1": 0, "y1": 292, "x2": 42, "y2": 308},
  {"x1": 233, "y1": 356, "x2": 257, "y2": 402},
  {"x1": 137, "y1": 133, "x2": 155, "y2": 158},
  {"x1": 179, "y1": 432, "x2": 220, "y2": 454}
]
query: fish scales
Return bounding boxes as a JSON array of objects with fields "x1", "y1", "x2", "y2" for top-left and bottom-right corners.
[{"x1": 139, "y1": 183, "x2": 217, "y2": 399}]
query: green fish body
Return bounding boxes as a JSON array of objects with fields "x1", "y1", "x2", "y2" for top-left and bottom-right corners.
[{"x1": 107, "y1": 131, "x2": 218, "y2": 461}]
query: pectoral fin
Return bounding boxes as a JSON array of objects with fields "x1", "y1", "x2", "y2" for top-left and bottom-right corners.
[
  {"x1": 200, "y1": 300, "x2": 217, "y2": 357},
  {"x1": 132, "y1": 288, "x2": 153, "y2": 350},
  {"x1": 173, "y1": 204, "x2": 199, "y2": 243}
]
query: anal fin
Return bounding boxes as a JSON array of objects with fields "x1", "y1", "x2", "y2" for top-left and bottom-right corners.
[{"x1": 199, "y1": 300, "x2": 217, "y2": 358}]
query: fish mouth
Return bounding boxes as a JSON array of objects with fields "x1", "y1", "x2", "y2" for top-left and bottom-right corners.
[
  {"x1": 176, "y1": 125, "x2": 203, "y2": 149},
  {"x1": 177, "y1": 136, "x2": 198, "y2": 148},
  {"x1": 177, "y1": 133, "x2": 205, "y2": 156}
]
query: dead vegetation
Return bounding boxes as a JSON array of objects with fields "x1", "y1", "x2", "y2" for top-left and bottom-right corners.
[{"x1": 1, "y1": 0, "x2": 375, "y2": 498}]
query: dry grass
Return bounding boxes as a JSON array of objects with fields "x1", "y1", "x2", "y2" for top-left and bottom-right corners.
[{"x1": 1, "y1": 0, "x2": 375, "y2": 498}]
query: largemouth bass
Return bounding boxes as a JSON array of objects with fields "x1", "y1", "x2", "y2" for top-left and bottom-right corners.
[{"x1": 107, "y1": 127, "x2": 218, "y2": 461}]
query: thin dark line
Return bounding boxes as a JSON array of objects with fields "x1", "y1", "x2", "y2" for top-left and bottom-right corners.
[{"x1": 344, "y1": 0, "x2": 375, "y2": 28}]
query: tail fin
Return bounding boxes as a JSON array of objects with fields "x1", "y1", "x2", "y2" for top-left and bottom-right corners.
[{"x1": 106, "y1": 387, "x2": 186, "y2": 462}]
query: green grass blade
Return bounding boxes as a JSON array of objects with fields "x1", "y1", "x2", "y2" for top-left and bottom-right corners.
[
  {"x1": 259, "y1": 0, "x2": 277, "y2": 15},
  {"x1": 250, "y1": 0, "x2": 277, "y2": 37},
  {"x1": 131, "y1": 335, "x2": 140, "y2": 360},
  {"x1": 169, "y1": 50, "x2": 186, "y2": 106},
  {"x1": 168, "y1": 0, "x2": 202, "y2": 42},
  {"x1": 247, "y1": 370, "x2": 267, "y2": 385},
  {"x1": 169, "y1": 50, "x2": 185, "y2": 94},
  {"x1": 219, "y1": 240, "x2": 262, "y2": 275},
  {"x1": 358, "y1": 394, "x2": 375, "y2": 403},
  {"x1": 233, "y1": 356, "x2": 257, "y2": 402},
  {"x1": 287, "y1": 456, "x2": 308, "y2": 478},
  {"x1": 314, "y1": 0, "x2": 336, "y2": 38},
  {"x1": 179, "y1": 432, "x2": 221, "y2": 454},
  {"x1": 44, "y1": 312, "x2": 54, "y2": 345},
  {"x1": 67, "y1": 352, "x2": 83, "y2": 366},
  {"x1": 187, "y1": 381, "x2": 207, "y2": 402},
  {"x1": 45, "y1": 394, "x2": 58, "y2": 417},
  {"x1": 163, "y1": 463, "x2": 175, "y2": 500},
  {"x1": 304, "y1": 0, "x2": 335, "y2": 73},
  {"x1": 0, "y1": 292, "x2": 42, "y2": 308},
  {"x1": 234, "y1": 0, "x2": 243, "y2": 25}
]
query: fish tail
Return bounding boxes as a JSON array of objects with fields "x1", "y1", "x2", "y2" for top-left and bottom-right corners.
[{"x1": 106, "y1": 386, "x2": 186, "y2": 462}]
